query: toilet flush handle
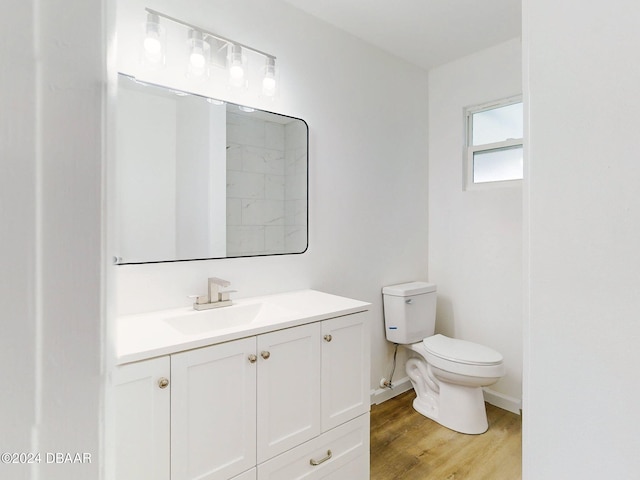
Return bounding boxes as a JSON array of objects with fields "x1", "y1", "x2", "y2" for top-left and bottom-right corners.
[{"x1": 405, "y1": 299, "x2": 413, "y2": 304}]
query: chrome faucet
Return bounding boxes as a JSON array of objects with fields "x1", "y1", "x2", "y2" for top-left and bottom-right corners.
[{"x1": 192, "y1": 277, "x2": 234, "y2": 310}]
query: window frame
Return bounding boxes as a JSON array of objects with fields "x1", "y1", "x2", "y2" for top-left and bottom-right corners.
[{"x1": 464, "y1": 95, "x2": 523, "y2": 190}]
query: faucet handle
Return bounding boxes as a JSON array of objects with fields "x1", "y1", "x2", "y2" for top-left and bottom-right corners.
[
  {"x1": 208, "y1": 277, "x2": 231, "y2": 287},
  {"x1": 218, "y1": 289, "x2": 237, "y2": 302},
  {"x1": 188, "y1": 294, "x2": 209, "y2": 305}
]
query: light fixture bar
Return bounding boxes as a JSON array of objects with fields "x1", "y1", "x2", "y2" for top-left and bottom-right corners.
[{"x1": 145, "y1": 8, "x2": 276, "y2": 61}]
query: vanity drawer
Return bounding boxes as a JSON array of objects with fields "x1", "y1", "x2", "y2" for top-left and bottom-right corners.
[{"x1": 257, "y1": 414, "x2": 369, "y2": 480}]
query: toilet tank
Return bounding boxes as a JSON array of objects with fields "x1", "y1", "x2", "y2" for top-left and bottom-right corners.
[{"x1": 382, "y1": 282, "x2": 437, "y2": 344}]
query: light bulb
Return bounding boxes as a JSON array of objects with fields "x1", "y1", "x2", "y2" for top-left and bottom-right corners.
[
  {"x1": 190, "y1": 51, "x2": 206, "y2": 69},
  {"x1": 144, "y1": 36, "x2": 161, "y2": 55},
  {"x1": 230, "y1": 63, "x2": 244, "y2": 80},
  {"x1": 263, "y1": 76, "x2": 276, "y2": 96}
]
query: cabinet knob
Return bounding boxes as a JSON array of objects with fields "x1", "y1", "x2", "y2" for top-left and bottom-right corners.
[
  {"x1": 260, "y1": 351, "x2": 271, "y2": 360},
  {"x1": 248, "y1": 354, "x2": 257, "y2": 364},
  {"x1": 158, "y1": 377, "x2": 169, "y2": 389},
  {"x1": 323, "y1": 334, "x2": 332, "y2": 342}
]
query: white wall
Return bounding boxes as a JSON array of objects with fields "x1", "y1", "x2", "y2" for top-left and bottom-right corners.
[
  {"x1": 428, "y1": 38, "x2": 523, "y2": 410},
  {"x1": 523, "y1": 0, "x2": 640, "y2": 477},
  {"x1": 1, "y1": 0, "x2": 105, "y2": 479},
  {"x1": 1, "y1": 5, "x2": 38, "y2": 479},
  {"x1": 112, "y1": 0, "x2": 429, "y2": 396}
]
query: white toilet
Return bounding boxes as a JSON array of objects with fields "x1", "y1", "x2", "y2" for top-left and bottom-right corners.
[{"x1": 382, "y1": 281, "x2": 505, "y2": 434}]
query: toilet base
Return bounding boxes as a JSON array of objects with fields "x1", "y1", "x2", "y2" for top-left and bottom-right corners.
[{"x1": 413, "y1": 381, "x2": 488, "y2": 435}]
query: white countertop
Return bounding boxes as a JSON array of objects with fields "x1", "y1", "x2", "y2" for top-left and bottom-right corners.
[{"x1": 117, "y1": 289, "x2": 370, "y2": 364}]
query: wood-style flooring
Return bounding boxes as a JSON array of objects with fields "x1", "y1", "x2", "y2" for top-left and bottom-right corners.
[{"x1": 370, "y1": 389, "x2": 521, "y2": 480}]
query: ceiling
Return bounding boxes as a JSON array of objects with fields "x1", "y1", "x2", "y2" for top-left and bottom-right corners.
[{"x1": 280, "y1": 0, "x2": 521, "y2": 70}]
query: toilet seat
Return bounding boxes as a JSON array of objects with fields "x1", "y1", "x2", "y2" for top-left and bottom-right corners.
[
  {"x1": 408, "y1": 335, "x2": 505, "y2": 378},
  {"x1": 423, "y1": 334, "x2": 503, "y2": 366}
]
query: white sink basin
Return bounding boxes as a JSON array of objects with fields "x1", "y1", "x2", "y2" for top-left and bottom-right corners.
[{"x1": 164, "y1": 302, "x2": 298, "y2": 335}]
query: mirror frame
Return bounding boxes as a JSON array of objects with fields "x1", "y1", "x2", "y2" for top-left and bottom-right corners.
[{"x1": 114, "y1": 74, "x2": 309, "y2": 265}]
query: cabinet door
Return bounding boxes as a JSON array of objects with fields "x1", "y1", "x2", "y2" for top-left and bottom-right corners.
[
  {"x1": 257, "y1": 323, "x2": 321, "y2": 463},
  {"x1": 171, "y1": 337, "x2": 257, "y2": 480},
  {"x1": 113, "y1": 356, "x2": 170, "y2": 480},
  {"x1": 321, "y1": 312, "x2": 370, "y2": 431}
]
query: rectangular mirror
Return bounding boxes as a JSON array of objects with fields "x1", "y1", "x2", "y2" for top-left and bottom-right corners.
[{"x1": 115, "y1": 74, "x2": 308, "y2": 264}]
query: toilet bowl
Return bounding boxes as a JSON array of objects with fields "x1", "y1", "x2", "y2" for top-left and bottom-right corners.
[
  {"x1": 405, "y1": 335, "x2": 504, "y2": 434},
  {"x1": 382, "y1": 282, "x2": 505, "y2": 434}
]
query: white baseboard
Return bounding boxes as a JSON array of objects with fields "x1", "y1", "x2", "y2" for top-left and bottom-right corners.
[
  {"x1": 370, "y1": 376, "x2": 413, "y2": 405},
  {"x1": 483, "y1": 387, "x2": 522, "y2": 415}
]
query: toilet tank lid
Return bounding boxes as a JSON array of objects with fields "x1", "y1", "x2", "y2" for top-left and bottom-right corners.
[{"x1": 382, "y1": 281, "x2": 436, "y2": 296}]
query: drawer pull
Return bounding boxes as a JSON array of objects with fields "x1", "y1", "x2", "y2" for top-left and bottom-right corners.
[
  {"x1": 310, "y1": 449, "x2": 332, "y2": 466},
  {"x1": 248, "y1": 354, "x2": 257, "y2": 364},
  {"x1": 323, "y1": 334, "x2": 332, "y2": 342},
  {"x1": 261, "y1": 351, "x2": 271, "y2": 360},
  {"x1": 158, "y1": 377, "x2": 169, "y2": 389}
]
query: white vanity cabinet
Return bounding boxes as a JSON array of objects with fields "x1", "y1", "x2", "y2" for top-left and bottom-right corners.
[
  {"x1": 112, "y1": 355, "x2": 171, "y2": 480},
  {"x1": 321, "y1": 314, "x2": 370, "y2": 431},
  {"x1": 257, "y1": 322, "x2": 322, "y2": 463},
  {"x1": 257, "y1": 312, "x2": 370, "y2": 480},
  {"x1": 113, "y1": 298, "x2": 370, "y2": 480},
  {"x1": 171, "y1": 337, "x2": 258, "y2": 480}
]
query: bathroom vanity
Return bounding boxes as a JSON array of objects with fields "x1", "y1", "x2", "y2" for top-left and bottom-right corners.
[{"x1": 113, "y1": 290, "x2": 371, "y2": 480}]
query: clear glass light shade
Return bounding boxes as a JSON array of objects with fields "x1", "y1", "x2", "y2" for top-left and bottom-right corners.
[
  {"x1": 228, "y1": 44, "x2": 247, "y2": 88},
  {"x1": 262, "y1": 57, "x2": 278, "y2": 97},
  {"x1": 186, "y1": 30, "x2": 209, "y2": 79},
  {"x1": 142, "y1": 13, "x2": 165, "y2": 67}
]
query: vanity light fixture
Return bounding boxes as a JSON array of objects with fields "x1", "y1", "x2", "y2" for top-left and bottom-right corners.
[{"x1": 143, "y1": 8, "x2": 279, "y2": 96}]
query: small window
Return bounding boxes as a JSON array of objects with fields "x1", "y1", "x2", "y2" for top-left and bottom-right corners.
[{"x1": 465, "y1": 97, "x2": 523, "y2": 188}]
